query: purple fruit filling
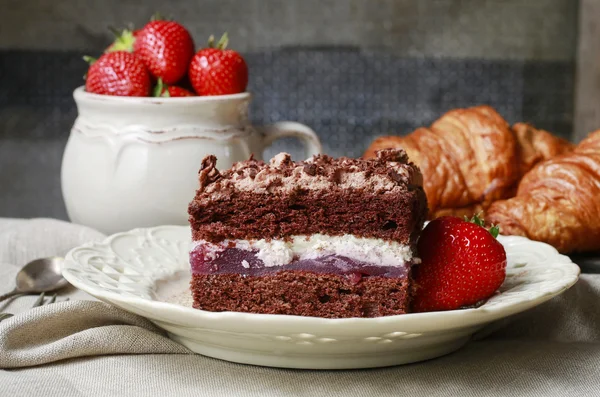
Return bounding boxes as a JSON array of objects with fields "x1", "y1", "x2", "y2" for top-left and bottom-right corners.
[{"x1": 190, "y1": 244, "x2": 410, "y2": 281}]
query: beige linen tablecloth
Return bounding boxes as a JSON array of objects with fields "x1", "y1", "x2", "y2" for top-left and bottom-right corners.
[{"x1": 1, "y1": 218, "x2": 599, "y2": 397}]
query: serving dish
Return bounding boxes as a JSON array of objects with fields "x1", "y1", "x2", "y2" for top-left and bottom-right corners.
[{"x1": 63, "y1": 225, "x2": 580, "y2": 369}]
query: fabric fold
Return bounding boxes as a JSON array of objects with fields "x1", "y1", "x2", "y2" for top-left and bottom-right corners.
[{"x1": 0, "y1": 300, "x2": 190, "y2": 368}]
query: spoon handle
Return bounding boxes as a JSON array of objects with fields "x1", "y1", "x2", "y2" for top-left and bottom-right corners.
[{"x1": 0, "y1": 288, "x2": 20, "y2": 303}]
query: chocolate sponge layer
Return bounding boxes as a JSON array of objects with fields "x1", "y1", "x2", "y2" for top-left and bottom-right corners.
[
  {"x1": 189, "y1": 186, "x2": 427, "y2": 245},
  {"x1": 190, "y1": 271, "x2": 411, "y2": 318},
  {"x1": 188, "y1": 149, "x2": 428, "y2": 245}
]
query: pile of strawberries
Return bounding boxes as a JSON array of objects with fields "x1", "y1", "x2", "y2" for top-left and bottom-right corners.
[{"x1": 84, "y1": 15, "x2": 248, "y2": 97}]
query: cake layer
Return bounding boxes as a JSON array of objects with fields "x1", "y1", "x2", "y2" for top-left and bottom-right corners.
[
  {"x1": 191, "y1": 271, "x2": 411, "y2": 318},
  {"x1": 190, "y1": 187, "x2": 425, "y2": 244},
  {"x1": 190, "y1": 247, "x2": 410, "y2": 278},
  {"x1": 187, "y1": 150, "x2": 425, "y2": 318},
  {"x1": 191, "y1": 234, "x2": 415, "y2": 269},
  {"x1": 188, "y1": 150, "x2": 428, "y2": 244}
]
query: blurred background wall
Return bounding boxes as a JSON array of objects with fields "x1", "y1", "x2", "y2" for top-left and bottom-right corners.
[{"x1": 0, "y1": 0, "x2": 580, "y2": 219}]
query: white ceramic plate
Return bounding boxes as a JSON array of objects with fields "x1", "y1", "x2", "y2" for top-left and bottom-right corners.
[{"x1": 62, "y1": 226, "x2": 580, "y2": 369}]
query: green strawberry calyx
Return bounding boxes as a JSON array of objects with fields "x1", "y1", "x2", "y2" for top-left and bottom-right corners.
[
  {"x1": 208, "y1": 32, "x2": 229, "y2": 50},
  {"x1": 152, "y1": 78, "x2": 170, "y2": 98},
  {"x1": 105, "y1": 28, "x2": 136, "y2": 53},
  {"x1": 464, "y1": 214, "x2": 500, "y2": 238},
  {"x1": 82, "y1": 55, "x2": 97, "y2": 80},
  {"x1": 82, "y1": 55, "x2": 97, "y2": 65}
]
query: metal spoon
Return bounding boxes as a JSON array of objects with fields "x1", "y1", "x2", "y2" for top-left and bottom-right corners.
[{"x1": 0, "y1": 257, "x2": 68, "y2": 302}]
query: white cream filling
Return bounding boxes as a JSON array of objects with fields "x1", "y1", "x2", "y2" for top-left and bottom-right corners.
[{"x1": 193, "y1": 234, "x2": 417, "y2": 268}]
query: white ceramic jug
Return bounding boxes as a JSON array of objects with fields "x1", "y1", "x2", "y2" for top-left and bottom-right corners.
[{"x1": 61, "y1": 87, "x2": 322, "y2": 234}]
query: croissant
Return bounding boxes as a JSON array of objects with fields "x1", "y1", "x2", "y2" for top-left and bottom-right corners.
[
  {"x1": 364, "y1": 106, "x2": 519, "y2": 216},
  {"x1": 511, "y1": 122, "x2": 575, "y2": 181},
  {"x1": 430, "y1": 204, "x2": 485, "y2": 220},
  {"x1": 364, "y1": 107, "x2": 574, "y2": 218},
  {"x1": 487, "y1": 130, "x2": 600, "y2": 254}
]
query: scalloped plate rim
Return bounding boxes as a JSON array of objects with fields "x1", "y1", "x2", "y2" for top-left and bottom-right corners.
[{"x1": 62, "y1": 225, "x2": 581, "y2": 329}]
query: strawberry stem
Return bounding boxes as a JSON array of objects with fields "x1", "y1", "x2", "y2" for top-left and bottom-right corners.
[
  {"x1": 153, "y1": 78, "x2": 165, "y2": 97},
  {"x1": 152, "y1": 78, "x2": 171, "y2": 98},
  {"x1": 151, "y1": 12, "x2": 163, "y2": 21},
  {"x1": 207, "y1": 35, "x2": 215, "y2": 48}
]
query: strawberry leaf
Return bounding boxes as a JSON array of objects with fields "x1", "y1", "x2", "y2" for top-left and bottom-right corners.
[
  {"x1": 489, "y1": 225, "x2": 500, "y2": 239},
  {"x1": 465, "y1": 213, "x2": 500, "y2": 238},
  {"x1": 81, "y1": 55, "x2": 96, "y2": 81},
  {"x1": 216, "y1": 32, "x2": 229, "y2": 50},
  {"x1": 207, "y1": 33, "x2": 229, "y2": 49},
  {"x1": 105, "y1": 29, "x2": 136, "y2": 53},
  {"x1": 82, "y1": 55, "x2": 97, "y2": 65},
  {"x1": 466, "y1": 214, "x2": 485, "y2": 227}
]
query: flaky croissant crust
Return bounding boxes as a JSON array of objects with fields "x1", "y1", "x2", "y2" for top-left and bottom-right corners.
[
  {"x1": 511, "y1": 122, "x2": 575, "y2": 179},
  {"x1": 487, "y1": 130, "x2": 600, "y2": 253},
  {"x1": 364, "y1": 106, "x2": 519, "y2": 215},
  {"x1": 364, "y1": 108, "x2": 574, "y2": 219}
]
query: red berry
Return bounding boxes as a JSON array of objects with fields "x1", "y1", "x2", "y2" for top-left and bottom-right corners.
[
  {"x1": 134, "y1": 20, "x2": 194, "y2": 84},
  {"x1": 412, "y1": 216, "x2": 507, "y2": 312},
  {"x1": 164, "y1": 86, "x2": 194, "y2": 97},
  {"x1": 430, "y1": 216, "x2": 463, "y2": 225},
  {"x1": 84, "y1": 51, "x2": 151, "y2": 97},
  {"x1": 189, "y1": 33, "x2": 248, "y2": 96},
  {"x1": 152, "y1": 78, "x2": 194, "y2": 97}
]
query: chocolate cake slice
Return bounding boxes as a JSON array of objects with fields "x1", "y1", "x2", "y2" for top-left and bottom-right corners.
[{"x1": 188, "y1": 149, "x2": 428, "y2": 318}]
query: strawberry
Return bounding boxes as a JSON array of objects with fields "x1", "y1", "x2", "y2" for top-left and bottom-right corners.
[
  {"x1": 189, "y1": 33, "x2": 248, "y2": 96},
  {"x1": 84, "y1": 51, "x2": 151, "y2": 97},
  {"x1": 162, "y1": 86, "x2": 194, "y2": 97},
  {"x1": 152, "y1": 78, "x2": 194, "y2": 97},
  {"x1": 133, "y1": 18, "x2": 195, "y2": 84},
  {"x1": 412, "y1": 216, "x2": 506, "y2": 312}
]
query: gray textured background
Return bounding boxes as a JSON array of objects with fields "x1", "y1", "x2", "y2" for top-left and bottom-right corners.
[
  {"x1": 1, "y1": 0, "x2": 578, "y2": 60},
  {"x1": 0, "y1": 0, "x2": 580, "y2": 220}
]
